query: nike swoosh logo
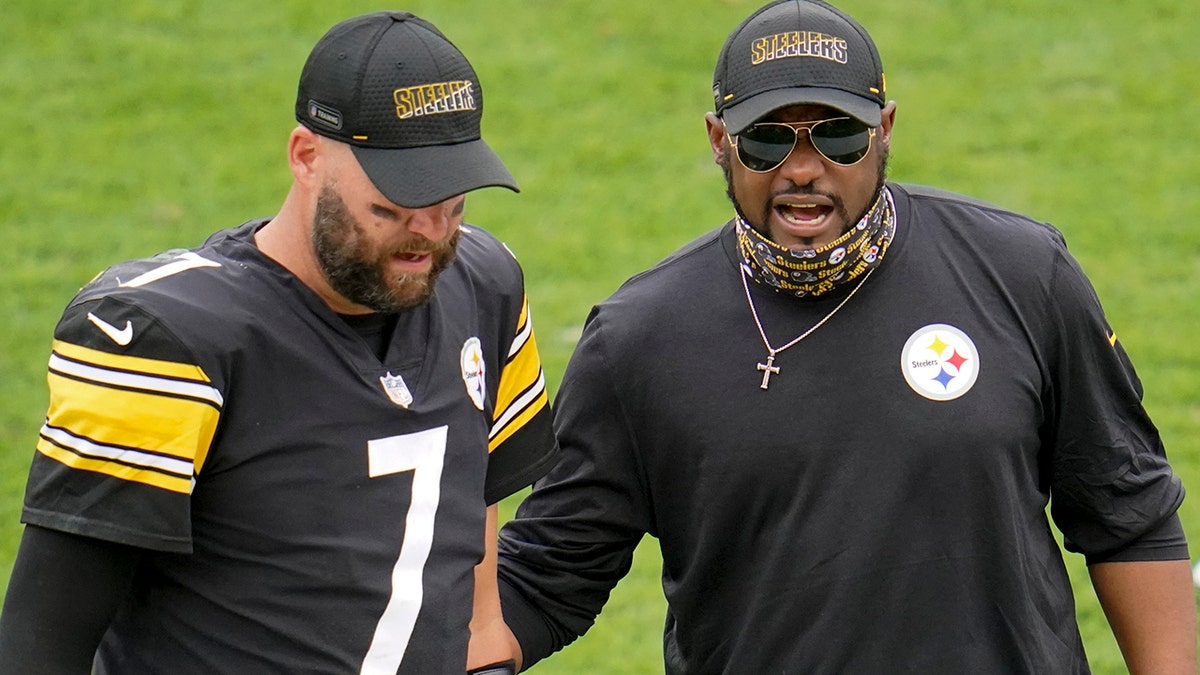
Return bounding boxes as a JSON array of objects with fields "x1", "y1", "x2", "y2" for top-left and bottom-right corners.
[{"x1": 87, "y1": 312, "x2": 134, "y2": 346}]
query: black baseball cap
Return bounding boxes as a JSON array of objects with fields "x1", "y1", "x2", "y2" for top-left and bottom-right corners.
[
  {"x1": 296, "y1": 11, "x2": 517, "y2": 208},
  {"x1": 713, "y1": 0, "x2": 886, "y2": 135}
]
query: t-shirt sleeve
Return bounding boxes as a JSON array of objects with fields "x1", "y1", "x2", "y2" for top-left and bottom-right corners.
[
  {"x1": 1043, "y1": 245, "x2": 1187, "y2": 563},
  {"x1": 497, "y1": 306, "x2": 649, "y2": 667}
]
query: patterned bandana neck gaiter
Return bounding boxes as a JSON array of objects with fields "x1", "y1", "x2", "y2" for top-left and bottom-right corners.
[{"x1": 736, "y1": 186, "x2": 897, "y2": 298}]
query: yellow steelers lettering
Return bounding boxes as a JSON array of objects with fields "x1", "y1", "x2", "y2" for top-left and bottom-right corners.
[
  {"x1": 750, "y1": 31, "x2": 849, "y2": 66},
  {"x1": 394, "y1": 89, "x2": 416, "y2": 118},
  {"x1": 393, "y1": 81, "x2": 476, "y2": 120},
  {"x1": 751, "y1": 38, "x2": 770, "y2": 64},
  {"x1": 830, "y1": 38, "x2": 848, "y2": 62}
]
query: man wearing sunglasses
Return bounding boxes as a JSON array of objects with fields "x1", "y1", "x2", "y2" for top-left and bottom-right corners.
[{"x1": 492, "y1": 0, "x2": 1196, "y2": 673}]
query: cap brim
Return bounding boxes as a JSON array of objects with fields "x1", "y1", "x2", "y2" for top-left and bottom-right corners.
[
  {"x1": 722, "y1": 88, "x2": 882, "y2": 135},
  {"x1": 352, "y1": 138, "x2": 518, "y2": 209}
]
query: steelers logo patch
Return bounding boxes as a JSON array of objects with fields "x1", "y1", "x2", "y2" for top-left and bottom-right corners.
[
  {"x1": 900, "y1": 323, "x2": 979, "y2": 401},
  {"x1": 460, "y1": 337, "x2": 486, "y2": 411}
]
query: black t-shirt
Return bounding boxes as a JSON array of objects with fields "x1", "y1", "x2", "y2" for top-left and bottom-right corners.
[{"x1": 498, "y1": 184, "x2": 1186, "y2": 673}]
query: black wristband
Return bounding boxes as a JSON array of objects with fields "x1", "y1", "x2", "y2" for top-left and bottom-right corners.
[{"x1": 467, "y1": 659, "x2": 517, "y2": 675}]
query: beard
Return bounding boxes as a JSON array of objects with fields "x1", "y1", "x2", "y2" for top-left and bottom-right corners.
[
  {"x1": 311, "y1": 185, "x2": 460, "y2": 313},
  {"x1": 721, "y1": 146, "x2": 890, "y2": 241}
]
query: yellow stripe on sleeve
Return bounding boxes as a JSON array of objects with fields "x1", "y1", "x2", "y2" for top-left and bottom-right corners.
[
  {"x1": 488, "y1": 385, "x2": 550, "y2": 452},
  {"x1": 36, "y1": 437, "x2": 194, "y2": 494},
  {"x1": 53, "y1": 339, "x2": 216, "y2": 384},
  {"x1": 490, "y1": 296, "x2": 551, "y2": 452},
  {"x1": 39, "y1": 339, "x2": 222, "y2": 491},
  {"x1": 45, "y1": 371, "x2": 220, "y2": 466},
  {"x1": 495, "y1": 297, "x2": 542, "y2": 414}
]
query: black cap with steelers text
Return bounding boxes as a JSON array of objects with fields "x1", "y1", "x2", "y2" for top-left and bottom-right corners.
[
  {"x1": 296, "y1": 11, "x2": 518, "y2": 208},
  {"x1": 713, "y1": 0, "x2": 886, "y2": 135}
]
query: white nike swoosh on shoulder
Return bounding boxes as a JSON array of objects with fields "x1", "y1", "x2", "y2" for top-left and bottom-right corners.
[{"x1": 87, "y1": 312, "x2": 134, "y2": 346}]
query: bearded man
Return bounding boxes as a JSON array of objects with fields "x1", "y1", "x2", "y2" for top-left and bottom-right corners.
[{"x1": 0, "y1": 12, "x2": 556, "y2": 675}]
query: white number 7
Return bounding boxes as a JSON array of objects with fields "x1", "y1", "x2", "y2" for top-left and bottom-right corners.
[{"x1": 360, "y1": 426, "x2": 448, "y2": 674}]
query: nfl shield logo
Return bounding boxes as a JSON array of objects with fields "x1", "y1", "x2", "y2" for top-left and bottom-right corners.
[{"x1": 379, "y1": 371, "x2": 414, "y2": 409}]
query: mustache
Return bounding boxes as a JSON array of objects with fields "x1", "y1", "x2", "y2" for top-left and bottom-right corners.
[
  {"x1": 766, "y1": 183, "x2": 848, "y2": 227},
  {"x1": 771, "y1": 183, "x2": 845, "y2": 209},
  {"x1": 388, "y1": 228, "x2": 460, "y2": 258}
]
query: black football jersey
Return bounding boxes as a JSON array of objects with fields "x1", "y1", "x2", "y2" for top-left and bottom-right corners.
[{"x1": 23, "y1": 219, "x2": 559, "y2": 673}]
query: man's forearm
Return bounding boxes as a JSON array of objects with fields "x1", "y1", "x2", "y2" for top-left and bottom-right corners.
[
  {"x1": 1090, "y1": 559, "x2": 1197, "y2": 674},
  {"x1": 468, "y1": 505, "x2": 521, "y2": 671}
]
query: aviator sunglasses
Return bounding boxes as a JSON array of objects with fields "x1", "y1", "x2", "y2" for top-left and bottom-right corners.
[{"x1": 729, "y1": 117, "x2": 876, "y2": 172}]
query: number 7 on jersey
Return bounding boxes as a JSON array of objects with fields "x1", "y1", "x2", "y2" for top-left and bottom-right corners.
[{"x1": 360, "y1": 426, "x2": 448, "y2": 674}]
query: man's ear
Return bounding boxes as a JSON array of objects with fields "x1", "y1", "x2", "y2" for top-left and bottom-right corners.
[
  {"x1": 878, "y1": 101, "x2": 897, "y2": 148},
  {"x1": 704, "y1": 112, "x2": 728, "y2": 165},
  {"x1": 287, "y1": 125, "x2": 323, "y2": 186}
]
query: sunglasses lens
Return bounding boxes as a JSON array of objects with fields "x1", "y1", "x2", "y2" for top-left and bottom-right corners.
[
  {"x1": 735, "y1": 118, "x2": 874, "y2": 171},
  {"x1": 736, "y1": 124, "x2": 797, "y2": 172},
  {"x1": 810, "y1": 118, "x2": 873, "y2": 165}
]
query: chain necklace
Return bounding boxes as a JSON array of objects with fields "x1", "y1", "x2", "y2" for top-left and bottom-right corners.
[{"x1": 740, "y1": 263, "x2": 878, "y2": 390}]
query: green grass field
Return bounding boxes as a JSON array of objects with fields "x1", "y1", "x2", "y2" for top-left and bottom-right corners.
[{"x1": 2, "y1": 1, "x2": 1198, "y2": 672}]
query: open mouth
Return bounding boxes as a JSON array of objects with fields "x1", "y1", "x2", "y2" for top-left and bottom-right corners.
[
  {"x1": 776, "y1": 203, "x2": 831, "y2": 228},
  {"x1": 395, "y1": 251, "x2": 431, "y2": 263},
  {"x1": 389, "y1": 250, "x2": 433, "y2": 272}
]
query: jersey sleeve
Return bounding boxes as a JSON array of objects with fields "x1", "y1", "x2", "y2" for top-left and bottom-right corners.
[
  {"x1": 1043, "y1": 244, "x2": 1187, "y2": 563},
  {"x1": 481, "y1": 251, "x2": 559, "y2": 505},
  {"x1": 22, "y1": 291, "x2": 223, "y2": 553}
]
